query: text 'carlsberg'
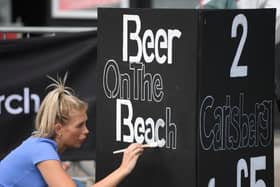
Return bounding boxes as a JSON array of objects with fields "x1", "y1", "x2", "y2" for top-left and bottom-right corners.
[{"x1": 123, "y1": 14, "x2": 182, "y2": 64}]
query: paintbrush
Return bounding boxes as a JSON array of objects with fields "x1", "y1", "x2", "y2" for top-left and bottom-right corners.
[{"x1": 113, "y1": 142, "x2": 158, "y2": 154}]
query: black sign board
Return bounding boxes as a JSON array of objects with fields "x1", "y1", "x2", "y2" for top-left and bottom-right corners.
[
  {"x1": 97, "y1": 8, "x2": 275, "y2": 187},
  {"x1": 198, "y1": 10, "x2": 275, "y2": 187}
]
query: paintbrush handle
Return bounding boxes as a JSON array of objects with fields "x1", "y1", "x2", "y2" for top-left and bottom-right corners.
[
  {"x1": 113, "y1": 148, "x2": 127, "y2": 154},
  {"x1": 113, "y1": 143, "x2": 157, "y2": 154}
]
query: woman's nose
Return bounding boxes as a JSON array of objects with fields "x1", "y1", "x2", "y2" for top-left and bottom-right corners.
[{"x1": 84, "y1": 125, "x2": 89, "y2": 134}]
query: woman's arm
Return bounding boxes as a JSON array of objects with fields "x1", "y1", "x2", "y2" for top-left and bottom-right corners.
[
  {"x1": 37, "y1": 160, "x2": 77, "y2": 187},
  {"x1": 92, "y1": 143, "x2": 144, "y2": 187},
  {"x1": 37, "y1": 143, "x2": 143, "y2": 187}
]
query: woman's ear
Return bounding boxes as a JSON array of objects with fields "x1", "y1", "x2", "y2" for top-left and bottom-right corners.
[{"x1": 54, "y1": 123, "x2": 63, "y2": 137}]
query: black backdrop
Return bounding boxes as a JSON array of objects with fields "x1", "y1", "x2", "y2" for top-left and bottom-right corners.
[
  {"x1": 276, "y1": 43, "x2": 280, "y2": 111},
  {"x1": 0, "y1": 30, "x2": 97, "y2": 160}
]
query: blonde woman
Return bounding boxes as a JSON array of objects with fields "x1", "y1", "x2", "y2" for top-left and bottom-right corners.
[{"x1": 0, "y1": 76, "x2": 144, "y2": 187}]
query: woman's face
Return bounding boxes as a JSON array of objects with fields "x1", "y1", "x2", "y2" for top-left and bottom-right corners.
[{"x1": 59, "y1": 109, "x2": 89, "y2": 149}]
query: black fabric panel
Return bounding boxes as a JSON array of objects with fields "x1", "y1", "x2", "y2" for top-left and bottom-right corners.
[{"x1": 0, "y1": 31, "x2": 97, "y2": 160}]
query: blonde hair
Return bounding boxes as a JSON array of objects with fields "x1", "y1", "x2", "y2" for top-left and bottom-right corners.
[{"x1": 33, "y1": 74, "x2": 88, "y2": 138}]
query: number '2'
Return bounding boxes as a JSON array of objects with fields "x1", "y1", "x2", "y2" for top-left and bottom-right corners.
[{"x1": 230, "y1": 14, "x2": 248, "y2": 78}]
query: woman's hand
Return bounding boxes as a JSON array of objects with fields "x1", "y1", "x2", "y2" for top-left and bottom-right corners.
[
  {"x1": 89, "y1": 143, "x2": 144, "y2": 187},
  {"x1": 118, "y1": 143, "x2": 144, "y2": 176}
]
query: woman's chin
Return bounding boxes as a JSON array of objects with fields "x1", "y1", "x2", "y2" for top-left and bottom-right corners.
[{"x1": 69, "y1": 143, "x2": 82, "y2": 149}]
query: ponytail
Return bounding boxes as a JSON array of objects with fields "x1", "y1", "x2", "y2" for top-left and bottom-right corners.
[{"x1": 33, "y1": 74, "x2": 88, "y2": 138}]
